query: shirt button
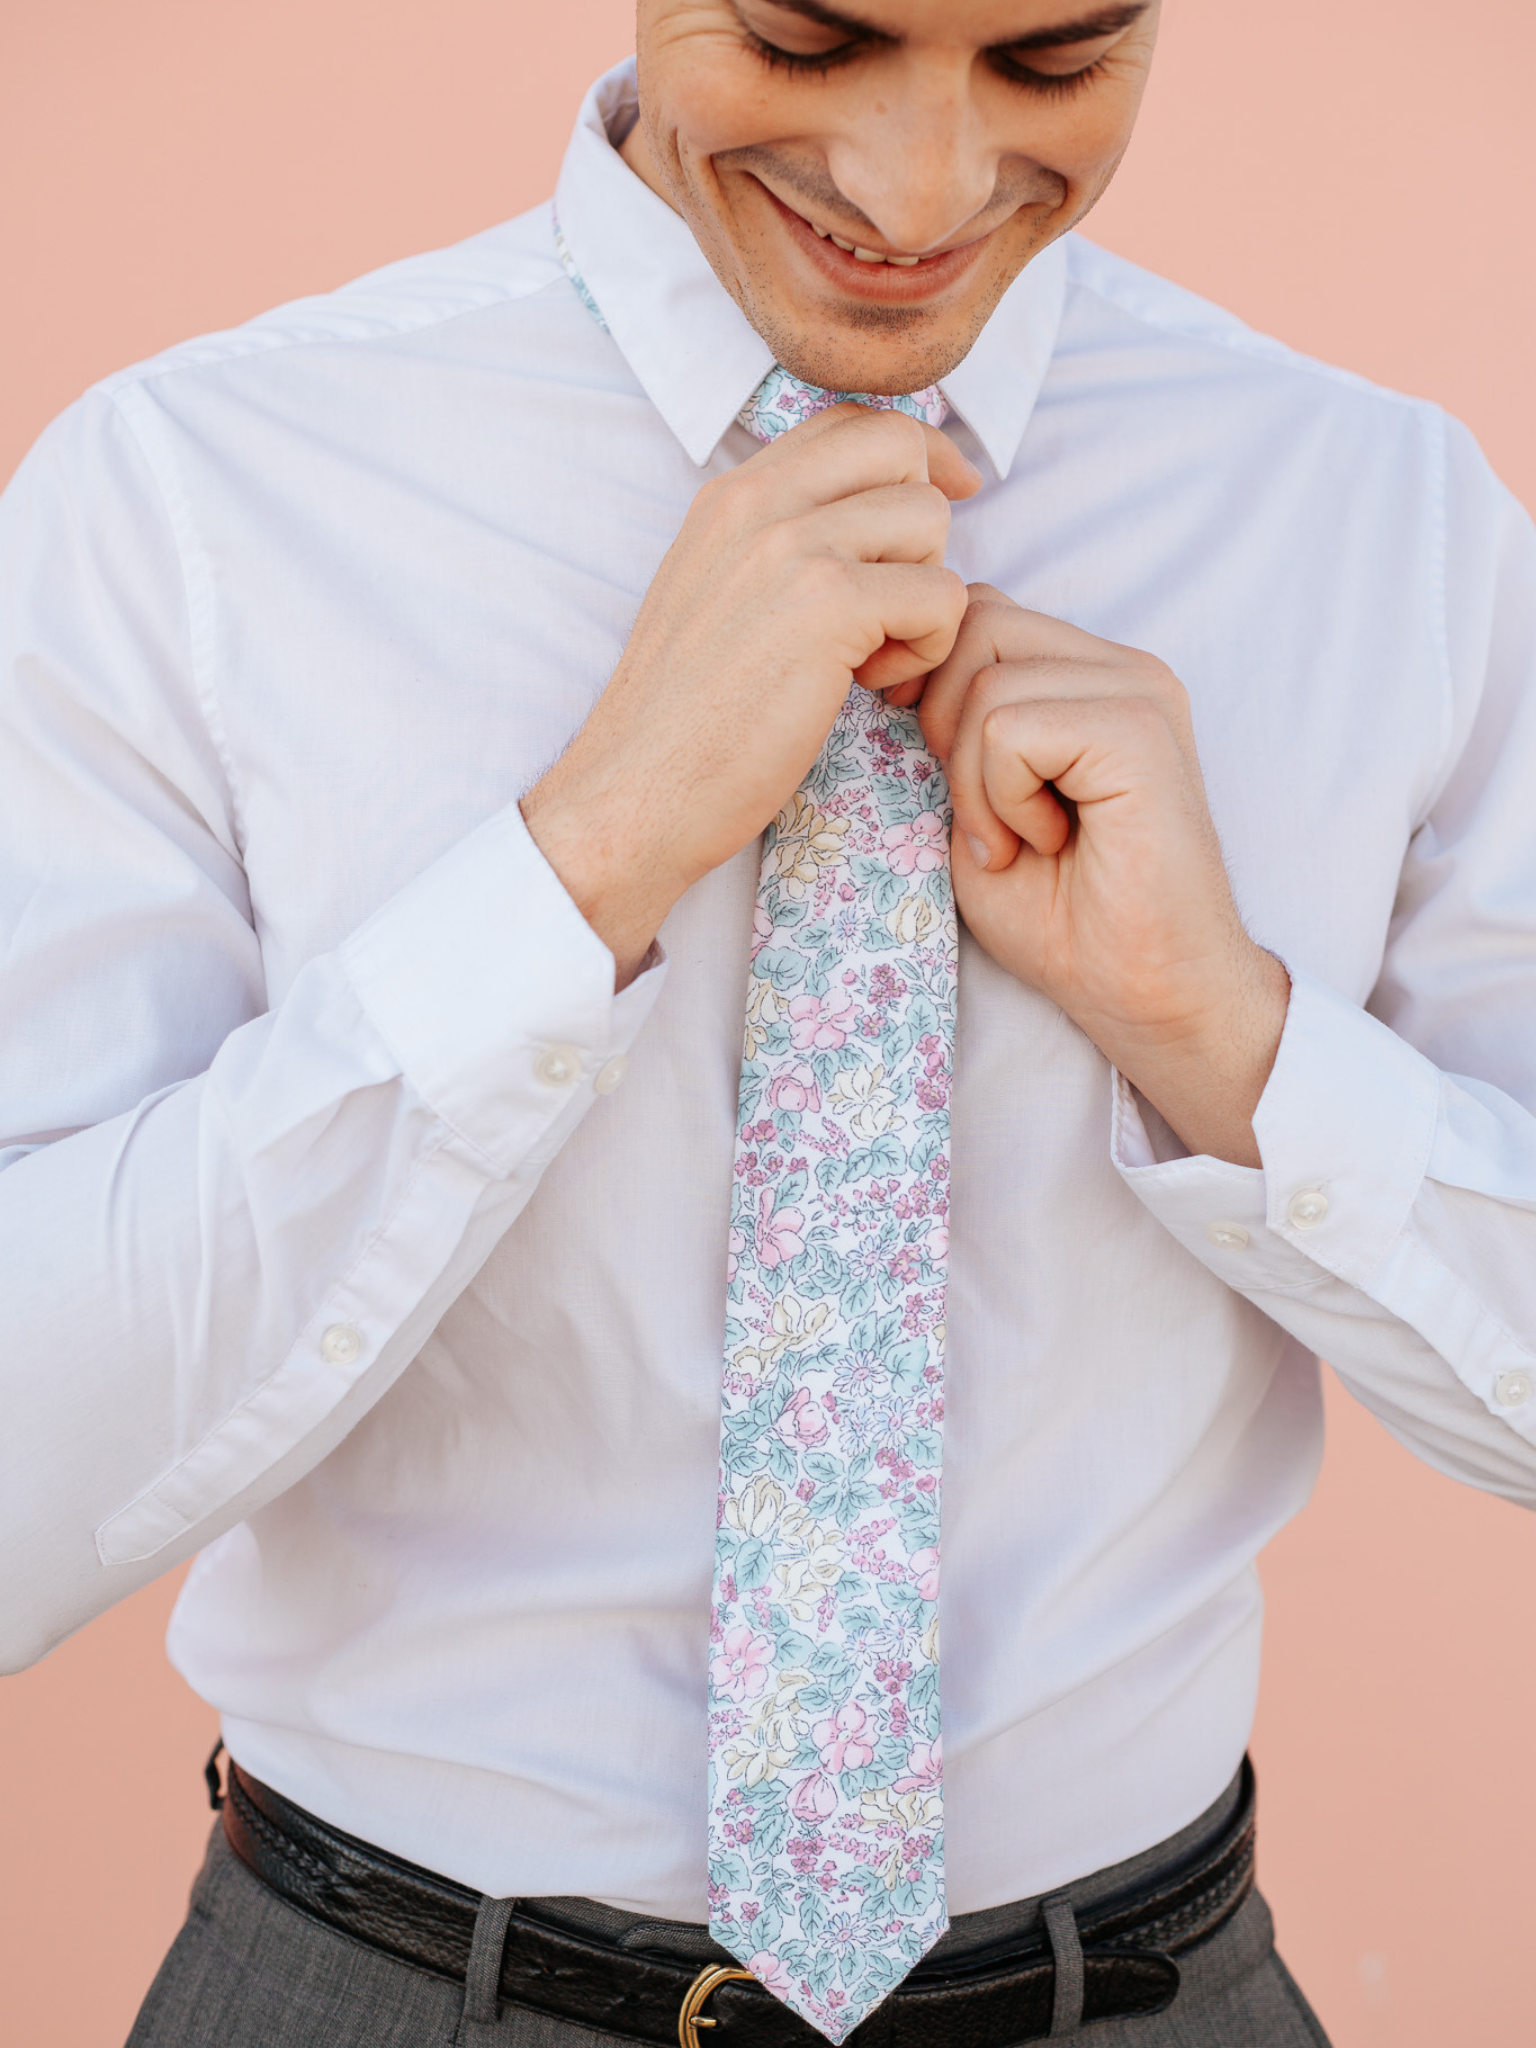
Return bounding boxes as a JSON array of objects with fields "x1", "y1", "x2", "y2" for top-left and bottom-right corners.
[
  {"x1": 1287, "y1": 1188, "x2": 1330, "y2": 1231},
  {"x1": 534, "y1": 1045, "x2": 582, "y2": 1089},
  {"x1": 320, "y1": 1322, "x2": 363, "y2": 1365},
  {"x1": 593, "y1": 1055, "x2": 628, "y2": 1096},
  {"x1": 1495, "y1": 1370, "x2": 1533, "y2": 1409},
  {"x1": 1205, "y1": 1221, "x2": 1251, "y2": 1251}
]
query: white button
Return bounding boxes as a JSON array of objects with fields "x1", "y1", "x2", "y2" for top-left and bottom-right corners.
[
  {"x1": 1206, "y1": 1221, "x2": 1251, "y2": 1251},
  {"x1": 593, "y1": 1055, "x2": 628, "y2": 1096},
  {"x1": 1495, "y1": 1370, "x2": 1533, "y2": 1409},
  {"x1": 1287, "y1": 1188, "x2": 1330, "y2": 1231},
  {"x1": 320, "y1": 1322, "x2": 363, "y2": 1365},
  {"x1": 534, "y1": 1045, "x2": 582, "y2": 1088}
]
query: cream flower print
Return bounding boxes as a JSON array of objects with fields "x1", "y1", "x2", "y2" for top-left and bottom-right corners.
[
  {"x1": 772, "y1": 1527, "x2": 845, "y2": 1622},
  {"x1": 732, "y1": 1296, "x2": 832, "y2": 1384},
  {"x1": 723, "y1": 1474, "x2": 789, "y2": 1543},
  {"x1": 720, "y1": 1728, "x2": 796, "y2": 1789},
  {"x1": 886, "y1": 890, "x2": 939, "y2": 944},
  {"x1": 826, "y1": 1060, "x2": 906, "y2": 1140},
  {"x1": 748, "y1": 1666, "x2": 814, "y2": 1753},
  {"x1": 743, "y1": 972, "x2": 784, "y2": 1059},
  {"x1": 770, "y1": 792, "x2": 849, "y2": 899}
]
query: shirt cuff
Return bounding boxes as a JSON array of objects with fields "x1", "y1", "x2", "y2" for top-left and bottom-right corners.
[
  {"x1": 339, "y1": 800, "x2": 666, "y2": 1176},
  {"x1": 1111, "y1": 968, "x2": 1441, "y2": 1295}
]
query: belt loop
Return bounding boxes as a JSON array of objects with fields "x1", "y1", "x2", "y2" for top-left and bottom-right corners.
[
  {"x1": 204, "y1": 1738, "x2": 226, "y2": 1811},
  {"x1": 1041, "y1": 1891, "x2": 1084, "y2": 2037},
  {"x1": 456, "y1": 1895, "x2": 515, "y2": 2038}
]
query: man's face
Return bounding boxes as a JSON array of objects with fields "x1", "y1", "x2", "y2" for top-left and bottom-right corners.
[{"x1": 624, "y1": 0, "x2": 1159, "y2": 395}]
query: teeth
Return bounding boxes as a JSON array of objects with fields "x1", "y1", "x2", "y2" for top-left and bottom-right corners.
[{"x1": 813, "y1": 224, "x2": 924, "y2": 267}]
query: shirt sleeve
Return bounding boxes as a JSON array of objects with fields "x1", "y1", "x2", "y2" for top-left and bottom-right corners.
[
  {"x1": 0, "y1": 392, "x2": 665, "y2": 1669},
  {"x1": 1114, "y1": 413, "x2": 1536, "y2": 1508}
]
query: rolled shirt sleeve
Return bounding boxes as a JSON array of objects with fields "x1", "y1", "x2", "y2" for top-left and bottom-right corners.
[{"x1": 0, "y1": 392, "x2": 664, "y2": 1664}]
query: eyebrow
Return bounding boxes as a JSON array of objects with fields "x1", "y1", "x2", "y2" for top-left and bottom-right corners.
[{"x1": 746, "y1": 0, "x2": 1151, "y2": 50}]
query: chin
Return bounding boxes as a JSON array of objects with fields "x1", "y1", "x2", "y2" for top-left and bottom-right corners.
[{"x1": 763, "y1": 338, "x2": 974, "y2": 400}]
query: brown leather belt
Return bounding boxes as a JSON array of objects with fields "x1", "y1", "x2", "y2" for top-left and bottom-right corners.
[{"x1": 220, "y1": 1753, "x2": 1255, "y2": 2047}]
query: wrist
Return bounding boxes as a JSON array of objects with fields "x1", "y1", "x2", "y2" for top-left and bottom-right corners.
[
  {"x1": 1098, "y1": 944, "x2": 1291, "y2": 1167},
  {"x1": 520, "y1": 772, "x2": 683, "y2": 991}
]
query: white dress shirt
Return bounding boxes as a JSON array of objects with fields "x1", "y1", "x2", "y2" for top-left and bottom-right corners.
[{"x1": 5, "y1": 60, "x2": 1536, "y2": 1917}]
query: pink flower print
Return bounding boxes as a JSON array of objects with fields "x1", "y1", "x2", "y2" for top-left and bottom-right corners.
[
  {"x1": 710, "y1": 1625, "x2": 774, "y2": 1704},
  {"x1": 888, "y1": 1245, "x2": 921, "y2": 1287},
  {"x1": 910, "y1": 1547, "x2": 941, "y2": 1601},
  {"x1": 789, "y1": 1768, "x2": 839, "y2": 1822},
  {"x1": 775, "y1": 1387, "x2": 830, "y2": 1450},
  {"x1": 927, "y1": 1223, "x2": 949, "y2": 1261},
  {"x1": 814, "y1": 1702, "x2": 875, "y2": 1773},
  {"x1": 893, "y1": 1736, "x2": 943, "y2": 1793},
  {"x1": 882, "y1": 811, "x2": 948, "y2": 876},
  {"x1": 749, "y1": 1952, "x2": 794, "y2": 1999},
  {"x1": 725, "y1": 1225, "x2": 746, "y2": 1285},
  {"x1": 751, "y1": 905, "x2": 774, "y2": 952},
  {"x1": 754, "y1": 1186, "x2": 805, "y2": 1270},
  {"x1": 788, "y1": 992, "x2": 855, "y2": 1053},
  {"x1": 766, "y1": 1062, "x2": 821, "y2": 1114}
]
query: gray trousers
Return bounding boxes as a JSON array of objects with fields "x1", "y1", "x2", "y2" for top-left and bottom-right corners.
[{"x1": 127, "y1": 1777, "x2": 1331, "y2": 2048}]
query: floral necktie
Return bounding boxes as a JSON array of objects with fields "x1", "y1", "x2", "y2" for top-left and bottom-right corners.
[{"x1": 556, "y1": 220, "x2": 955, "y2": 2044}]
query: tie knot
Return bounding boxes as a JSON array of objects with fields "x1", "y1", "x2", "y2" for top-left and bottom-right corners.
[{"x1": 739, "y1": 365, "x2": 948, "y2": 443}]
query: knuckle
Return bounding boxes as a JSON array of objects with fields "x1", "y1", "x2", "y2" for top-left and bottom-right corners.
[
  {"x1": 980, "y1": 701, "x2": 1018, "y2": 749},
  {"x1": 799, "y1": 552, "x2": 854, "y2": 608}
]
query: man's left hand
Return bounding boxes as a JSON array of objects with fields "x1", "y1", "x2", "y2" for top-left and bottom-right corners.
[{"x1": 919, "y1": 588, "x2": 1290, "y2": 1168}]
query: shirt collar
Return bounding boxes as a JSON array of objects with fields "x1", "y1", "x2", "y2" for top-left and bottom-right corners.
[{"x1": 554, "y1": 61, "x2": 1067, "y2": 479}]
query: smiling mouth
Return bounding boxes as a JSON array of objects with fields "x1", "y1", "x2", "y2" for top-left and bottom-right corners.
[
  {"x1": 755, "y1": 184, "x2": 997, "y2": 303},
  {"x1": 810, "y1": 222, "x2": 923, "y2": 267}
]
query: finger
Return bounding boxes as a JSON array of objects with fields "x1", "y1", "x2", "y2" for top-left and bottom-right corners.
[
  {"x1": 753, "y1": 404, "x2": 981, "y2": 512},
  {"x1": 853, "y1": 641, "x2": 932, "y2": 695},
  {"x1": 919, "y1": 590, "x2": 1133, "y2": 764},
  {"x1": 838, "y1": 561, "x2": 969, "y2": 677},
  {"x1": 801, "y1": 481, "x2": 952, "y2": 568},
  {"x1": 943, "y1": 666, "x2": 1026, "y2": 870},
  {"x1": 979, "y1": 707, "x2": 1074, "y2": 859},
  {"x1": 945, "y1": 663, "x2": 1104, "y2": 867}
]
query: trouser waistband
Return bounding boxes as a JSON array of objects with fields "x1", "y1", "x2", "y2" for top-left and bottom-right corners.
[{"x1": 214, "y1": 1746, "x2": 1255, "y2": 2046}]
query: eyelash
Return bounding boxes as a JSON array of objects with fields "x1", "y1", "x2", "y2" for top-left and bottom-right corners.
[{"x1": 744, "y1": 31, "x2": 1113, "y2": 98}]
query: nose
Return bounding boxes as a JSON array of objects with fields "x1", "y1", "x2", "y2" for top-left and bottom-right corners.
[{"x1": 822, "y1": 61, "x2": 1000, "y2": 254}]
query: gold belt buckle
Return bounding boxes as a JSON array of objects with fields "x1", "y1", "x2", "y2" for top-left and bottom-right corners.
[{"x1": 678, "y1": 1964, "x2": 758, "y2": 2048}]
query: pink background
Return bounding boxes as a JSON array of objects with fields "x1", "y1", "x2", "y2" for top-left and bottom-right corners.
[{"x1": 2, "y1": 4, "x2": 1534, "y2": 2044}]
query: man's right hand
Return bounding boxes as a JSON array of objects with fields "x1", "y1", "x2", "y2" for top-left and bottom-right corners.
[{"x1": 520, "y1": 405, "x2": 979, "y2": 985}]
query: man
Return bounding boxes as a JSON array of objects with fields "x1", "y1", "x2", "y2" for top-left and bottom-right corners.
[{"x1": 4, "y1": 1, "x2": 1535, "y2": 2042}]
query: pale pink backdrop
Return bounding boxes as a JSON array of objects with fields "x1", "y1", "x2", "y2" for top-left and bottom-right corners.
[{"x1": 2, "y1": 4, "x2": 1534, "y2": 2045}]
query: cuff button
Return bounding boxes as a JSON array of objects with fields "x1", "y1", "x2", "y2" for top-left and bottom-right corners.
[
  {"x1": 534, "y1": 1045, "x2": 582, "y2": 1088},
  {"x1": 1495, "y1": 1370, "x2": 1533, "y2": 1410},
  {"x1": 1205, "y1": 1221, "x2": 1251, "y2": 1251},
  {"x1": 320, "y1": 1322, "x2": 363, "y2": 1365},
  {"x1": 1286, "y1": 1188, "x2": 1329, "y2": 1231},
  {"x1": 593, "y1": 1055, "x2": 628, "y2": 1096}
]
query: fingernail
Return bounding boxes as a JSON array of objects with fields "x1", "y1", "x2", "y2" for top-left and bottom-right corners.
[{"x1": 965, "y1": 834, "x2": 991, "y2": 869}]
